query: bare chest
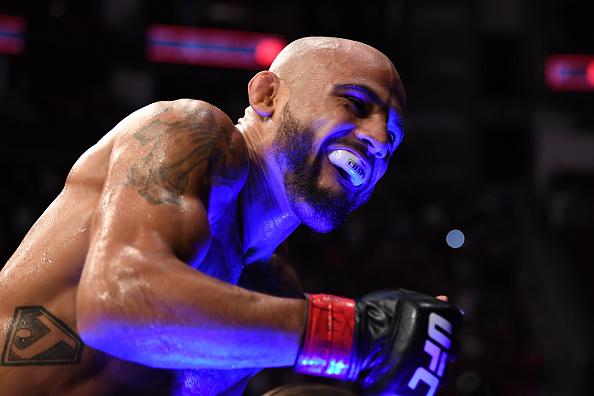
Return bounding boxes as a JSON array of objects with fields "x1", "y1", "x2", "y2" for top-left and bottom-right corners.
[{"x1": 190, "y1": 192, "x2": 244, "y2": 285}]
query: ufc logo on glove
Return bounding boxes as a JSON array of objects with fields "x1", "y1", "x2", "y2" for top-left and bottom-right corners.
[
  {"x1": 294, "y1": 289, "x2": 462, "y2": 396},
  {"x1": 407, "y1": 313, "x2": 453, "y2": 396}
]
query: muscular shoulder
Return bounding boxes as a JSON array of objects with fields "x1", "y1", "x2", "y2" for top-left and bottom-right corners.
[
  {"x1": 114, "y1": 99, "x2": 249, "y2": 205},
  {"x1": 127, "y1": 99, "x2": 247, "y2": 166},
  {"x1": 143, "y1": 99, "x2": 239, "y2": 138}
]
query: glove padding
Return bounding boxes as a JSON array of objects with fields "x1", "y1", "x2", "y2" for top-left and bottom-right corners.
[{"x1": 354, "y1": 289, "x2": 462, "y2": 396}]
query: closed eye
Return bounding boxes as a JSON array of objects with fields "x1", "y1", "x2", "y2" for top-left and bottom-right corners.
[{"x1": 344, "y1": 95, "x2": 369, "y2": 117}]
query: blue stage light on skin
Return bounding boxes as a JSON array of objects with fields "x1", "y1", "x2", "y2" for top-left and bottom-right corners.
[{"x1": 446, "y1": 229, "x2": 465, "y2": 249}]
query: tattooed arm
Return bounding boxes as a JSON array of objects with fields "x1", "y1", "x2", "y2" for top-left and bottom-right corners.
[{"x1": 76, "y1": 100, "x2": 305, "y2": 369}]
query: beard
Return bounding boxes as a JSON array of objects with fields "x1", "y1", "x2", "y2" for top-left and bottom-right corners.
[{"x1": 271, "y1": 104, "x2": 358, "y2": 232}]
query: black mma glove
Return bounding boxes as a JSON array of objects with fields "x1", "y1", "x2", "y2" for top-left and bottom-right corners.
[{"x1": 294, "y1": 289, "x2": 462, "y2": 396}]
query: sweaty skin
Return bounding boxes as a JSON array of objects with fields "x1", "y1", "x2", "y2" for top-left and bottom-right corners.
[{"x1": 0, "y1": 37, "x2": 405, "y2": 396}]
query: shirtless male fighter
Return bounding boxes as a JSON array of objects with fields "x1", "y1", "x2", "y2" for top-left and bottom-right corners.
[{"x1": 0, "y1": 37, "x2": 461, "y2": 396}]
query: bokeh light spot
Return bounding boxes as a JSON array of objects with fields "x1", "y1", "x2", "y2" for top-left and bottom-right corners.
[
  {"x1": 446, "y1": 229, "x2": 465, "y2": 249},
  {"x1": 255, "y1": 38, "x2": 285, "y2": 67},
  {"x1": 587, "y1": 61, "x2": 594, "y2": 87}
]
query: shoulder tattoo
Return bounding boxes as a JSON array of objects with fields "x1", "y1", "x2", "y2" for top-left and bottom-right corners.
[
  {"x1": 126, "y1": 107, "x2": 235, "y2": 206},
  {"x1": 1, "y1": 306, "x2": 84, "y2": 366}
]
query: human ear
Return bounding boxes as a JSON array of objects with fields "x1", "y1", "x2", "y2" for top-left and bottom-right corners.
[{"x1": 247, "y1": 71, "x2": 280, "y2": 118}]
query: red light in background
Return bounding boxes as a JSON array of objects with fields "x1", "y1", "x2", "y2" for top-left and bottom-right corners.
[
  {"x1": 147, "y1": 25, "x2": 286, "y2": 70},
  {"x1": 545, "y1": 54, "x2": 594, "y2": 91},
  {"x1": 255, "y1": 38, "x2": 285, "y2": 68},
  {"x1": 0, "y1": 14, "x2": 26, "y2": 55},
  {"x1": 587, "y1": 61, "x2": 594, "y2": 87}
]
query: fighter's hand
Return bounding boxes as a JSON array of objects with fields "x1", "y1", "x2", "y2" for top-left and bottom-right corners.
[{"x1": 294, "y1": 289, "x2": 462, "y2": 396}]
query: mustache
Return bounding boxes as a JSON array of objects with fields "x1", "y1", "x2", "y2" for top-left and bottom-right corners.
[{"x1": 325, "y1": 136, "x2": 369, "y2": 156}]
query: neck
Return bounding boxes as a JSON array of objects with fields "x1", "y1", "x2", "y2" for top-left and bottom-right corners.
[{"x1": 236, "y1": 112, "x2": 301, "y2": 266}]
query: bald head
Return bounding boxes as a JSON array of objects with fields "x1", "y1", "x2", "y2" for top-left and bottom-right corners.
[{"x1": 269, "y1": 37, "x2": 405, "y2": 108}]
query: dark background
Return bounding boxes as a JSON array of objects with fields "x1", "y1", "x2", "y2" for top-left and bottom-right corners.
[{"x1": 1, "y1": 1, "x2": 593, "y2": 395}]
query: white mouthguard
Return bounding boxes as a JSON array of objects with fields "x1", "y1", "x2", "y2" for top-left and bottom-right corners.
[{"x1": 328, "y1": 149, "x2": 367, "y2": 187}]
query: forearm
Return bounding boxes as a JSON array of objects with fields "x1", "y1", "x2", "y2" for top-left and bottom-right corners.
[{"x1": 77, "y1": 254, "x2": 306, "y2": 369}]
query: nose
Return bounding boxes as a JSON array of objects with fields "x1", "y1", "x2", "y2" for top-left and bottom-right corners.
[{"x1": 355, "y1": 121, "x2": 390, "y2": 159}]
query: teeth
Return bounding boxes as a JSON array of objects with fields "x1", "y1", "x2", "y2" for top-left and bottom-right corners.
[{"x1": 328, "y1": 149, "x2": 367, "y2": 187}]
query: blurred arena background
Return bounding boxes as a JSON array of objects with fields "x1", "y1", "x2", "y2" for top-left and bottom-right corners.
[{"x1": 1, "y1": 1, "x2": 593, "y2": 395}]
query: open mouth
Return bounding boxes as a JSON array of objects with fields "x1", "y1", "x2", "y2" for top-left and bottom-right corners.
[{"x1": 328, "y1": 149, "x2": 367, "y2": 187}]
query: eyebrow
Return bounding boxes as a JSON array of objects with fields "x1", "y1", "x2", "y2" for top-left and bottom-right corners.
[
  {"x1": 334, "y1": 83, "x2": 382, "y2": 104},
  {"x1": 334, "y1": 83, "x2": 405, "y2": 132}
]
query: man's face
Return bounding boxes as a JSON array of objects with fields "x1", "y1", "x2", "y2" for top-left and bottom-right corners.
[{"x1": 271, "y1": 53, "x2": 405, "y2": 232}]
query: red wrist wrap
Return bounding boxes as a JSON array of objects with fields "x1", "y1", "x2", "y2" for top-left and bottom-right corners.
[{"x1": 294, "y1": 294, "x2": 357, "y2": 380}]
